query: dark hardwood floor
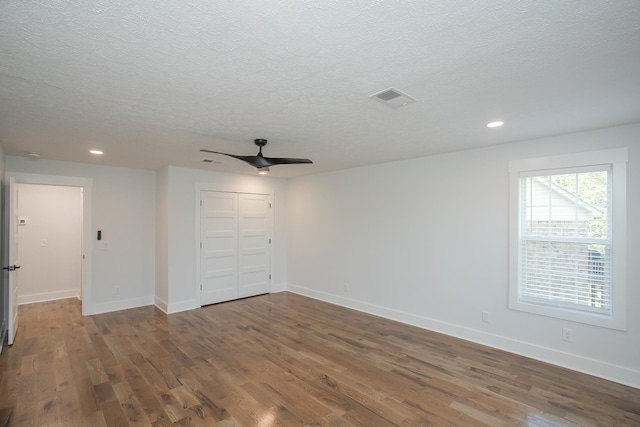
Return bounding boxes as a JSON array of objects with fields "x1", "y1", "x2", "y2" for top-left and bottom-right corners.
[{"x1": 0, "y1": 292, "x2": 638, "y2": 426}]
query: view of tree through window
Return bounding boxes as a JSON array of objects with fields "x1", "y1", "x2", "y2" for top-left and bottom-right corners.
[{"x1": 550, "y1": 171, "x2": 608, "y2": 239}]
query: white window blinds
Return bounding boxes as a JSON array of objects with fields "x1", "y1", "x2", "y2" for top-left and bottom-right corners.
[{"x1": 518, "y1": 168, "x2": 611, "y2": 315}]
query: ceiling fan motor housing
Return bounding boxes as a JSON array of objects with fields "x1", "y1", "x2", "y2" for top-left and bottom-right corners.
[{"x1": 254, "y1": 138, "x2": 268, "y2": 147}]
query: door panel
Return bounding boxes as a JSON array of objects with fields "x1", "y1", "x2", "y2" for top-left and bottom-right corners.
[
  {"x1": 8, "y1": 177, "x2": 18, "y2": 345},
  {"x1": 200, "y1": 192, "x2": 238, "y2": 305},
  {"x1": 238, "y1": 193, "x2": 270, "y2": 298}
]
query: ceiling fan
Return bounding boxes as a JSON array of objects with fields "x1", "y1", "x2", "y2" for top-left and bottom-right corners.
[{"x1": 200, "y1": 139, "x2": 312, "y2": 171}]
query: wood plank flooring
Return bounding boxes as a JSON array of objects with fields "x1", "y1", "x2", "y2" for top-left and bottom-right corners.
[{"x1": 0, "y1": 292, "x2": 638, "y2": 426}]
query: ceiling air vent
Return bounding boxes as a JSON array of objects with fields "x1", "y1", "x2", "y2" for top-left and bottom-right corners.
[{"x1": 370, "y1": 87, "x2": 416, "y2": 108}]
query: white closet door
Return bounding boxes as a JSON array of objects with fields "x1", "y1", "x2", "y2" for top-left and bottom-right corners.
[
  {"x1": 200, "y1": 192, "x2": 238, "y2": 305},
  {"x1": 200, "y1": 191, "x2": 271, "y2": 305},
  {"x1": 238, "y1": 193, "x2": 271, "y2": 298}
]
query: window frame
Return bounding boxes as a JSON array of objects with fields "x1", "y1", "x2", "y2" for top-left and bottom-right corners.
[{"x1": 508, "y1": 148, "x2": 628, "y2": 330}]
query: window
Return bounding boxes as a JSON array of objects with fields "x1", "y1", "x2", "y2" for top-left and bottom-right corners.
[{"x1": 509, "y1": 149, "x2": 627, "y2": 330}]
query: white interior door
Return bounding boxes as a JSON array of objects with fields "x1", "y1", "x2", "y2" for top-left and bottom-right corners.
[
  {"x1": 7, "y1": 177, "x2": 19, "y2": 345},
  {"x1": 200, "y1": 190, "x2": 272, "y2": 305},
  {"x1": 238, "y1": 193, "x2": 271, "y2": 298},
  {"x1": 200, "y1": 192, "x2": 238, "y2": 305}
]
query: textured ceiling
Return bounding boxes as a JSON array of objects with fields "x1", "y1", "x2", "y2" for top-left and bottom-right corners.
[{"x1": 1, "y1": 1, "x2": 639, "y2": 178}]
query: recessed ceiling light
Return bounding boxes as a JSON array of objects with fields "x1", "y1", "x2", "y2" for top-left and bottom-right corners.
[
  {"x1": 90, "y1": 150, "x2": 103, "y2": 155},
  {"x1": 486, "y1": 121, "x2": 504, "y2": 128}
]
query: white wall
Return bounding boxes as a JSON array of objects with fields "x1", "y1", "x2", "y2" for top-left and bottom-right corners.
[
  {"x1": 159, "y1": 166, "x2": 287, "y2": 313},
  {"x1": 16, "y1": 184, "x2": 82, "y2": 304},
  {"x1": 155, "y1": 167, "x2": 169, "y2": 310},
  {"x1": 286, "y1": 123, "x2": 640, "y2": 388},
  {"x1": 5, "y1": 157, "x2": 156, "y2": 314}
]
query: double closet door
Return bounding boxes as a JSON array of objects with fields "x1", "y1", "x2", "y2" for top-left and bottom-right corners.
[{"x1": 200, "y1": 191, "x2": 271, "y2": 305}]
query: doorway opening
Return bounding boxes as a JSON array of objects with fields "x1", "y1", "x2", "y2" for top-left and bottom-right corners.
[
  {"x1": 5, "y1": 172, "x2": 92, "y2": 330},
  {"x1": 16, "y1": 183, "x2": 83, "y2": 305}
]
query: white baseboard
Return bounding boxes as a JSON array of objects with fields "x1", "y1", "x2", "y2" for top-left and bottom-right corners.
[
  {"x1": 270, "y1": 282, "x2": 287, "y2": 293},
  {"x1": 157, "y1": 289, "x2": 286, "y2": 315},
  {"x1": 286, "y1": 283, "x2": 640, "y2": 389},
  {"x1": 88, "y1": 296, "x2": 154, "y2": 315},
  {"x1": 166, "y1": 299, "x2": 198, "y2": 314},
  {"x1": 154, "y1": 296, "x2": 168, "y2": 314},
  {"x1": 18, "y1": 289, "x2": 80, "y2": 305},
  {"x1": 153, "y1": 296, "x2": 204, "y2": 315}
]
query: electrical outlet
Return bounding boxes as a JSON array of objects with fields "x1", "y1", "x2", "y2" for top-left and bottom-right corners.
[
  {"x1": 481, "y1": 311, "x2": 490, "y2": 323},
  {"x1": 562, "y1": 327, "x2": 573, "y2": 342},
  {"x1": 114, "y1": 286, "x2": 121, "y2": 295},
  {"x1": 343, "y1": 283, "x2": 349, "y2": 292}
]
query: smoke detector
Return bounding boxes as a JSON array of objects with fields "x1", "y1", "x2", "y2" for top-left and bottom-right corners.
[{"x1": 370, "y1": 87, "x2": 416, "y2": 108}]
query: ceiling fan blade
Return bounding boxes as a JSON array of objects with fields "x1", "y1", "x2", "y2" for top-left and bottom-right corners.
[
  {"x1": 261, "y1": 157, "x2": 313, "y2": 166},
  {"x1": 201, "y1": 142, "x2": 313, "y2": 169},
  {"x1": 200, "y1": 149, "x2": 237, "y2": 158},
  {"x1": 200, "y1": 149, "x2": 271, "y2": 168}
]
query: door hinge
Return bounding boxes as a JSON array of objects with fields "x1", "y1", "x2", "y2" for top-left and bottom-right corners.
[
  {"x1": 269, "y1": 203, "x2": 272, "y2": 208},
  {"x1": 200, "y1": 242, "x2": 202, "y2": 248},
  {"x1": 269, "y1": 238, "x2": 271, "y2": 244},
  {"x1": 200, "y1": 200, "x2": 202, "y2": 206},
  {"x1": 200, "y1": 284, "x2": 202, "y2": 291},
  {"x1": 269, "y1": 274, "x2": 271, "y2": 280}
]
